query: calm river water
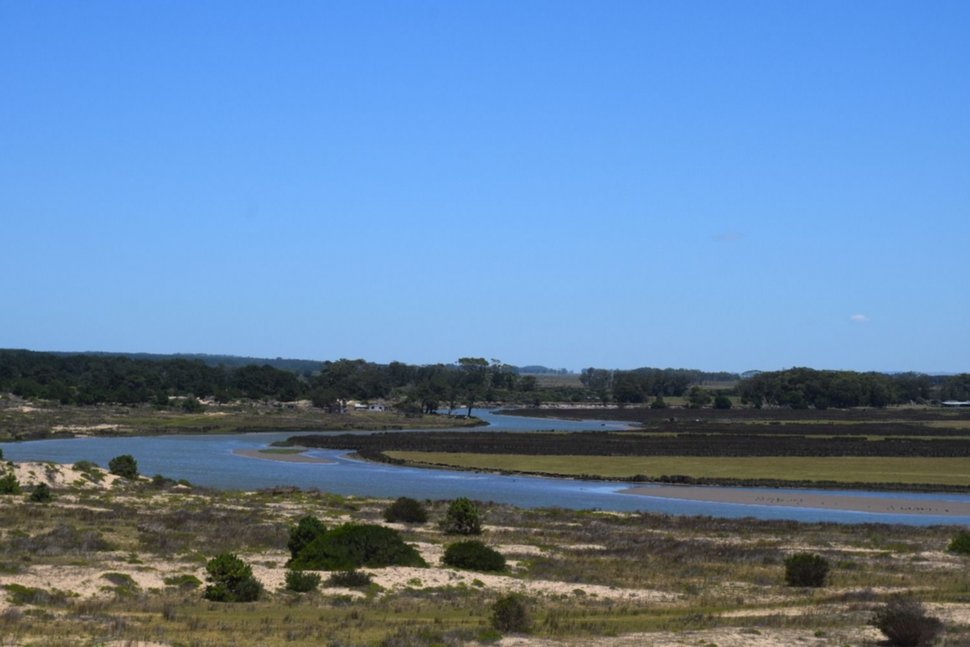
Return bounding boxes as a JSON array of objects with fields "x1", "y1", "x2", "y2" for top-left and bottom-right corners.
[{"x1": 2, "y1": 409, "x2": 968, "y2": 526}]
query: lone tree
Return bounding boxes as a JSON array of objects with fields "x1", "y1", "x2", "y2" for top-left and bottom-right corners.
[
  {"x1": 108, "y1": 454, "x2": 138, "y2": 480},
  {"x1": 443, "y1": 497, "x2": 482, "y2": 535},
  {"x1": 203, "y1": 552, "x2": 262, "y2": 602}
]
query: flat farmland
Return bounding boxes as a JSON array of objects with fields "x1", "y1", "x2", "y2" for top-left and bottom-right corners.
[{"x1": 382, "y1": 452, "x2": 970, "y2": 487}]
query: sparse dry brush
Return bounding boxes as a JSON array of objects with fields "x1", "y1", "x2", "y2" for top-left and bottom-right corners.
[{"x1": 0, "y1": 475, "x2": 969, "y2": 645}]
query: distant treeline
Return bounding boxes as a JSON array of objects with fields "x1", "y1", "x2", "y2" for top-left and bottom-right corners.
[
  {"x1": 738, "y1": 368, "x2": 964, "y2": 408},
  {"x1": 580, "y1": 368, "x2": 739, "y2": 403},
  {"x1": 1, "y1": 350, "x2": 966, "y2": 409},
  {"x1": 0, "y1": 350, "x2": 561, "y2": 411},
  {"x1": 50, "y1": 351, "x2": 324, "y2": 376}
]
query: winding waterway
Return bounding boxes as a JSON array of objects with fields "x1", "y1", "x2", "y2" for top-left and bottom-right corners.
[{"x1": 3, "y1": 409, "x2": 969, "y2": 526}]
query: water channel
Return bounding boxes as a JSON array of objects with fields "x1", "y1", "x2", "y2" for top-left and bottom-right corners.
[{"x1": 3, "y1": 409, "x2": 968, "y2": 526}]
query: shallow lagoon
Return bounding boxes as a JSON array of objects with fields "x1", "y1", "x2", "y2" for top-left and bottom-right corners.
[{"x1": 3, "y1": 409, "x2": 969, "y2": 526}]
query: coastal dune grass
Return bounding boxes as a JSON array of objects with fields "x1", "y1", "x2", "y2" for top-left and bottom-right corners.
[{"x1": 383, "y1": 452, "x2": 970, "y2": 486}]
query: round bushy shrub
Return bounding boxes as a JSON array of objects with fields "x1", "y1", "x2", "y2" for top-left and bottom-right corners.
[
  {"x1": 203, "y1": 552, "x2": 262, "y2": 602},
  {"x1": 784, "y1": 553, "x2": 830, "y2": 587},
  {"x1": 29, "y1": 483, "x2": 52, "y2": 503},
  {"x1": 284, "y1": 569, "x2": 321, "y2": 592},
  {"x1": 870, "y1": 595, "x2": 943, "y2": 647},
  {"x1": 326, "y1": 570, "x2": 372, "y2": 588},
  {"x1": 491, "y1": 594, "x2": 530, "y2": 633},
  {"x1": 0, "y1": 473, "x2": 21, "y2": 495},
  {"x1": 289, "y1": 523, "x2": 426, "y2": 571},
  {"x1": 108, "y1": 454, "x2": 138, "y2": 480},
  {"x1": 948, "y1": 529, "x2": 970, "y2": 555},
  {"x1": 443, "y1": 541, "x2": 506, "y2": 572},
  {"x1": 384, "y1": 497, "x2": 429, "y2": 524},
  {"x1": 443, "y1": 497, "x2": 482, "y2": 535},
  {"x1": 713, "y1": 394, "x2": 733, "y2": 410},
  {"x1": 287, "y1": 515, "x2": 327, "y2": 561}
]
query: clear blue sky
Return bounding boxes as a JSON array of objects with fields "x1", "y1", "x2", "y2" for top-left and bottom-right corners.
[{"x1": 2, "y1": 1, "x2": 968, "y2": 373}]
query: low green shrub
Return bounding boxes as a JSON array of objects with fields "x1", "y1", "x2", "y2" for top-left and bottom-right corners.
[
  {"x1": 784, "y1": 553, "x2": 829, "y2": 587},
  {"x1": 384, "y1": 497, "x2": 429, "y2": 524},
  {"x1": 491, "y1": 594, "x2": 530, "y2": 633},
  {"x1": 289, "y1": 523, "x2": 426, "y2": 571},
  {"x1": 284, "y1": 569, "x2": 321, "y2": 592},
  {"x1": 3, "y1": 583, "x2": 70, "y2": 606},
  {"x1": 28, "y1": 483, "x2": 52, "y2": 503},
  {"x1": 442, "y1": 497, "x2": 482, "y2": 535},
  {"x1": 443, "y1": 541, "x2": 506, "y2": 572},
  {"x1": 108, "y1": 454, "x2": 138, "y2": 480},
  {"x1": 326, "y1": 570, "x2": 372, "y2": 588},
  {"x1": 101, "y1": 572, "x2": 139, "y2": 596},
  {"x1": 0, "y1": 473, "x2": 21, "y2": 495},
  {"x1": 948, "y1": 530, "x2": 970, "y2": 555},
  {"x1": 287, "y1": 515, "x2": 327, "y2": 561},
  {"x1": 870, "y1": 595, "x2": 943, "y2": 647},
  {"x1": 203, "y1": 553, "x2": 262, "y2": 602},
  {"x1": 163, "y1": 574, "x2": 202, "y2": 589}
]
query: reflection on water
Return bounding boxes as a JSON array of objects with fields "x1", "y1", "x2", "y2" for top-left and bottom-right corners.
[{"x1": 2, "y1": 409, "x2": 968, "y2": 526}]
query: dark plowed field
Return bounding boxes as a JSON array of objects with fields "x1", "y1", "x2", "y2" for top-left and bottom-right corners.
[{"x1": 290, "y1": 430, "x2": 970, "y2": 457}]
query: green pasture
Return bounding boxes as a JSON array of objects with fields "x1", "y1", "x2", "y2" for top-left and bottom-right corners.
[{"x1": 384, "y1": 452, "x2": 970, "y2": 486}]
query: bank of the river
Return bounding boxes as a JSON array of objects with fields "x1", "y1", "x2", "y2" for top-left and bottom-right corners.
[
  {"x1": 0, "y1": 399, "x2": 483, "y2": 441},
  {"x1": 6, "y1": 409, "x2": 970, "y2": 524},
  {"x1": 370, "y1": 450, "x2": 970, "y2": 493}
]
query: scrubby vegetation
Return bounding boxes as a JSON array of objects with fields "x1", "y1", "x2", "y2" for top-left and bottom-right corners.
[
  {"x1": 948, "y1": 529, "x2": 970, "y2": 555},
  {"x1": 2, "y1": 462, "x2": 970, "y2": 645},
  {"x1": 326, "y1": 570, "x2": 372, "y2": 588},
  {"x1": 203, "y1": 552, "x2": 262, "y2": 602},
  {"x1": 443, "y1": 541, "x2": 506, "y2": 572},
  {"x1": 108, "y1": 454, "x2": 138, "y2": 480},
  {"x1": 442, "y1": 497, "x2": 482, "y2": 535},
  {"x1": 0, "y1": 472, "x2": 21, "y2": 495},
  {"x1": 784, "y1": 553, "x2": 830, "y2": 587},
  {"x1": 28, "y1": 482, "x2": 52, "y2": 503},
  {"x1": 288, "y1": 523, "x2": 426, "y2": 571},
  {"x1": 491, "y1": 593, "x2": 530, "y2": 633},
  {"x1": 286, "y1": 515, "x2": 327, "y2": 561},
  {"x1": 870, "y1": 595, "x2": 943, "y2": 646},
  {"x1": 383, "y1": 496, "x2": 428, "y2": 524},
  {"x1": 284, "y1": 570, "x2": 321, "y2": 593}
]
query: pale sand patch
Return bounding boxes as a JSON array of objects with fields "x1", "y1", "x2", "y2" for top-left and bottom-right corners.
[
  {"x1": 370, "y1": 565, "x2": 674, "y2": 602},
  {"x1": 7, "y1": 461, "x2": 120, "y2": 490},
  {"x1": 0, "y1": 562, "x2": 181, "y2": 611},
  {"x1": 500, "y1": 626, "x2": 884, "y2": 646},
  {"x1": 51, "y1": 423, "x2": 121, "y2": 434},
  {"x1": 623, "y1": 485, "x2": 970, "y2": 516},
  {"x1": 232, "y1": 449, "x2": 336, "y2": 464}
]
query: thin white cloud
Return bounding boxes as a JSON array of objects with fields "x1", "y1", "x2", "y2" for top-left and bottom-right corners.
[
  {"x1": 712, "y1": 231, "x2": 743, "y2": 242},
  {"x1": 850, "y1": 314, "x2": 869, "y2": 323}
]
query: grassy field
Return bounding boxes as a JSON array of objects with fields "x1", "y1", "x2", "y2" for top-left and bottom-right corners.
[
  {"x1": 384, "y1": 452, "x2": 970, "y2": 486},
  {"x1": 2, "y1": 459, "x2": 970, "y2": 646}
]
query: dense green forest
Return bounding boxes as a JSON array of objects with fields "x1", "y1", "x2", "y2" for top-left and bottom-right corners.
[
  {"x1": 738, "y1": 368, "x2": 960, "y2": 408},
  {"x1": 0, "y1": 350, "x2": 966, "y2": 409}
]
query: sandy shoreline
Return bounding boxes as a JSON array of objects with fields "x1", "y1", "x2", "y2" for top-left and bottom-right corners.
[
  {"x1": 232, "y1": 449, "x2": 336, "y2": 464},
  {"x1": 622, "y1": 485, "x2": 970, "y2": 517}
]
